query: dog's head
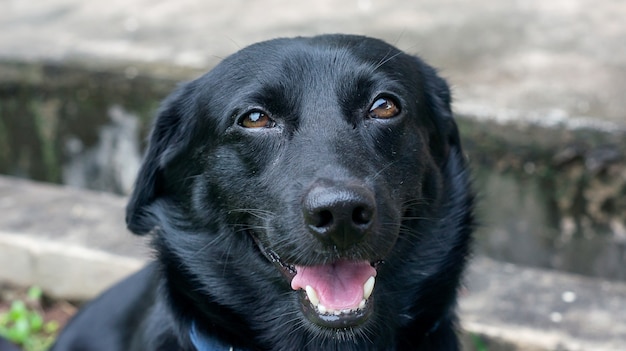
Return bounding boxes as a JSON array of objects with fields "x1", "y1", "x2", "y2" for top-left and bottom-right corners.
[{"x1": 126, "y1": 35, "x2": 472, "y2": 350}]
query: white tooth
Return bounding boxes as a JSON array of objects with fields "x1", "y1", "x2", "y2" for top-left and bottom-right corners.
[
  {"x1": 341, "y1": 309, "x2": 351, "y2": 314},
  {"x1": 305, "y1": 285, "x2": 319, "y2": 306},
  {"x1": 363, "y1": 276, "x2": 375, "y2": 300},
  {"x1": 359, "y1": 299, "x2": 366, "y2": 309},
  {"x1": 334, "y1": 310, "x2": 341, "y2": 315},
  {"x1": 318, "y1": 304, "x2": 327, "y2": 314}
]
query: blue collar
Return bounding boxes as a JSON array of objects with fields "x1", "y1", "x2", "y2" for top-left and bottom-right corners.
[
  {"x1": 427, "y1": 319, "x2": 441, "y2": 335},
  {"x1": 190, "y1": 321, "x2": 241, "y2": 351}
]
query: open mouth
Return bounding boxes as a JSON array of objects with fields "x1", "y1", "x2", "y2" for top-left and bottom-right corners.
[
  {"x1": 251, "y1": 234, "x2": 379, "y2": 328},
  {"x1": 292, "y1": 261, "x2": 377, "y2": 328}
]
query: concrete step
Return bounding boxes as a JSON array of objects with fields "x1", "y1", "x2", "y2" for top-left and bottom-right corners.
[{"x1": 0, "y1": 176, "x2": 147, "y2": 300}]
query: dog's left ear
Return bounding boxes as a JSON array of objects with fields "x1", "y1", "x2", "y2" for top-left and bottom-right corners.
[
  {"x1": 420, "y1": 64, "x2": 463, "y2": 166},
  {"x1": 126, "y1": 84, "x2": 196, "y2": 235}
]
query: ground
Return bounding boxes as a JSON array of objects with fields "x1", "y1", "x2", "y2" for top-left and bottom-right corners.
[{"x1": 0, "y1": 284, "x2": 76, "y2": 350}]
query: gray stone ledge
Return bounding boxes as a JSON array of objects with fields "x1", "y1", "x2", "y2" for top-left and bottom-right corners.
[
  {"x1": 463, "y1": 257, "x2": 626, "y2": 351},
  {"x1": 0, "y1": 230, "x2": 145, "y2": 301}
]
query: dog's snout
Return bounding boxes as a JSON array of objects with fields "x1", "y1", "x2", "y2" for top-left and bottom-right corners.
[{"x1": 303, "y1": 182, "x2": 376, "y2": 249}]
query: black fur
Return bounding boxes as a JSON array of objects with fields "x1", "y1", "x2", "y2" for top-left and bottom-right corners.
[{"x1": 52, "y1": 34, "x2": 474, "y2": 351}]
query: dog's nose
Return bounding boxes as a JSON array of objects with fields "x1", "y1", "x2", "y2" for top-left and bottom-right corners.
[{"x1": 302, "y1": 182, "x2": 376, "y2": 249}]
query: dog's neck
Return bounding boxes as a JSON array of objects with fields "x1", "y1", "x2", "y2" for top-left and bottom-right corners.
[{"x1": 189, "y1": 318, "x2": 442, "y2": 351}]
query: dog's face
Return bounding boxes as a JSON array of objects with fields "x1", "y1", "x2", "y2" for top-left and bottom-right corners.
[{"x1": 127, "y1": 35, "x2": 472, "y2": 350}]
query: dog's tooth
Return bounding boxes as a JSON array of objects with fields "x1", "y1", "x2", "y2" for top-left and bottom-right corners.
[
  {"x1": 334, "y1": 310, "x2": 342, "y2": 316},
  {"x1": 318, "y1": 304, "x2": 327, "y2": 314},
  {"x1": 305, "y1": 285, "x2": 319, "y2": 306},
  {"x1": 359, "y1": 299, "x2": 366, "y2": 309},
  {"x1": 363, "y1": 276, "x2": 375, "y2": 300}
]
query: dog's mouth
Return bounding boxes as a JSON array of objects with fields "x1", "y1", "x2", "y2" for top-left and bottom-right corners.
[
  {"x1": 251, "y1": 234, "x2": 380, "y2": 328},
  {"x1": 292, "y1": 261, "x2": 377, "y2": 328}
]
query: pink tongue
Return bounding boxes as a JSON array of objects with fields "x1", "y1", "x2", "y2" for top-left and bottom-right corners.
[{"x1": 291, "y1": 261, "x2": 376, "y2": 310}]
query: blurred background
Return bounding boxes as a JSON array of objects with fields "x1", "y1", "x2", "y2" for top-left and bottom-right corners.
[{"x1": 0, "y1": 0, "x2": 625, "y2": 350}]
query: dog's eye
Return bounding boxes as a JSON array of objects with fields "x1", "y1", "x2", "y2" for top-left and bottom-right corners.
[
  {"x1": 239, "y1": 111, "x2": 276, "y2": 129},
  {"x1": 369, "y1": 97, "x2": 400, "y2": 119}
]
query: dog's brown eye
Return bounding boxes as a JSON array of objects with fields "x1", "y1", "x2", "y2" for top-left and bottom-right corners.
[
  {"x1": 240, "y1": 111, "x2": 276, "y2": 128},
  {"x1": 369, "y1": 97, "x2": 400, "y2": 119}
]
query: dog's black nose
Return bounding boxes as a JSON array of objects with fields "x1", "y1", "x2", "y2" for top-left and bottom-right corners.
[{"x1": 303, "y1": 182, "x2": 376, "y2": 249}]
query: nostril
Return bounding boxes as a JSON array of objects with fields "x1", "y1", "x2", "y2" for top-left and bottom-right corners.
[
  {"x1": 352, "y1": 206, "x2": 373, "y2": 226},
  {"x1": 314, "y1": 209, "x2": 334, "y2": 228}
]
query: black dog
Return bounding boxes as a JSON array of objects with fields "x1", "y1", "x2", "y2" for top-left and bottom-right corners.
[{"x1": 51, "y1": 34, "x2": 474, "y2": 351}]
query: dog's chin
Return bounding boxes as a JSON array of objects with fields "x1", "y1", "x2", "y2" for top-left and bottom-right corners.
[{"x1": 249, "y1": 231, "x2": 384, "y2": 330}]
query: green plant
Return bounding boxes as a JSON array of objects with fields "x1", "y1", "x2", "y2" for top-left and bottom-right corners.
[
  {"x1": 471, "y1": 333, "x2": 489, "y2": 351},
  {"x1": 0, "y1": 286, "x2": 58, "y2": 351}
]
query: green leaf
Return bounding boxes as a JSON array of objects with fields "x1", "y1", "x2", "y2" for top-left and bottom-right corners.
[
  {"x1": 27, "y1": 286, "x2": 43, "y2": 302},
  {"x1": 6, "y1": 317, "x2": 30, "y2": 343},
  {"x1": 0, "y1": 312, "x2": 9, "y2": 326},
  {"x1": 8, "y1": 300, "x2": 27, "y2": 320},
  {"x1": 29, "y1": 312, "x2": 43, "y2": 332},
  {"x1": 44, "y1": 321, "x2": 59, "y2": 334},
  {"x1": 471, "y1": 333, "x2": 489, "y2": 351}
]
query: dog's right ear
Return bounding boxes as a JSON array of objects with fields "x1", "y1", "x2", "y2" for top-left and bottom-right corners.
[
  {"x1": 126, "y1": 84, "x2": 196, "y2": 235},
  {"x1": 418, "y1": 62, "x2": 463, "y2": 168}
]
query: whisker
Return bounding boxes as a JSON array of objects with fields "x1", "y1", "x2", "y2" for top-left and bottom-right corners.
[
  {"x1": 228, "y1": 208, "x2": 276, "y2": 221},
  {"x1": 372, "y1": 50, "x2": 405, "y2": 72},
  {"x1": 370, "y1": 159, "x2": 400, "y2": 180}
]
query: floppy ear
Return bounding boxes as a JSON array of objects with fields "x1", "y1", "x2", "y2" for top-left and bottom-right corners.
[
  {"x1": 126, "y1": 84, "x2": 195, "y2": 235},
  {"x1": 420, "y1": 63, "x2": 463, "y2": 166}
]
